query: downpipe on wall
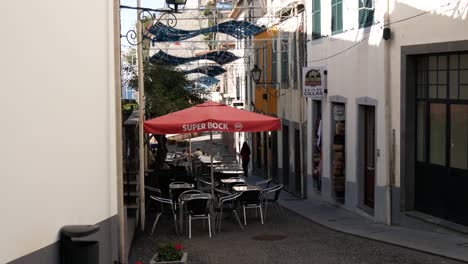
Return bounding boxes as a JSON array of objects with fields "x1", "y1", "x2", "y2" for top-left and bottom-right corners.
[{"x1": 384, "y1": 0, "x2": 392, "y2": 226}]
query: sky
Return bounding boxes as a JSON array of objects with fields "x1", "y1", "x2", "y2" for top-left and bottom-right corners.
[{"x1": 120, "y1": 0, "x2": 166, "y2": 47}]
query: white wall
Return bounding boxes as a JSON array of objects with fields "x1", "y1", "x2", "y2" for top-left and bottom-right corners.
[
  {"x1": 305, "y1": 0, "x2": 468, "y2": 223},
  {"x1": 305, "y1": 0, "x2": 389, "y2": 219},
  {"x1": 0, "y1": 1, "x2": 118, "y2": 263}
]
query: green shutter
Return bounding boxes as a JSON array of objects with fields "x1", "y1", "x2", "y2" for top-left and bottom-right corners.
[
  {"x1": 312, "y1": 0, "x2": 321, "y2": 39},
  {"x1": 359, "y1": 0, "x2": 374, "y2": 28},
  {"x1": 332, "y1": 0, "x2": 343, "y2": 34},
  {"x1": 271, "y1": 39, "x2": 277, "y2": 83}
]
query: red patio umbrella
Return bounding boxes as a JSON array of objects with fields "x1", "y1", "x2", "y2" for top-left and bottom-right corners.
[
  {"x1": 144, "y1": 101, "x2": 280, "y2": 134},
  {"x1": 144, "y1": 101, "x2": 281, "y2": 196}
]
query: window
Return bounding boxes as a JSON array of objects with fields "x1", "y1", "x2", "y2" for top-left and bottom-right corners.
[
  {"x1": 271, "y1": 39, "x2": 277, "y2": 83},
  {"x1": 312, "y1": 0, "x2": 321, "y2": 39},
  {"x1": 263, "y1": 41, "x2": 268, "y2": 83},
  {"x1": 281, "y1": 37, "x2": 289, "y2": 88},
  {"x1": 359, "y1": 0, "x2": 374, "y2": 28},
  {"x1": 236, "y1": 76, "x2": 240, "y2": 99},
  {"x1": 331, "y1": 0, "x2": 343, "y2": 34},
  {"x1": 255, "y1": 44, "x2": 261, "y2": 66}
]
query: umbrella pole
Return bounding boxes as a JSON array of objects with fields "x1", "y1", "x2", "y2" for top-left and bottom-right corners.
[
  {"x1": 189, "y1": 136, "x2": 193, "y2": 176},
  {"x1": 210, "y1": 131, "x2": 214, "y2": 198}
]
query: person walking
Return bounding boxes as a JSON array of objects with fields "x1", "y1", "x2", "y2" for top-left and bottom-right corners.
[{"x1": 240, "y1": 142, "x2": 251, "y2": 177}]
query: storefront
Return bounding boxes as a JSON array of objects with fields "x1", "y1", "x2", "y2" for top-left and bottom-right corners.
[{"x1": 401, "y1": 43, "x2": 468, "y2": 227}]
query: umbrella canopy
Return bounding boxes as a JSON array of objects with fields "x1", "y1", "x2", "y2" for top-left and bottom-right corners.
[{"x1": 144, "y1": 101, "x2": 280, "y2": 134}]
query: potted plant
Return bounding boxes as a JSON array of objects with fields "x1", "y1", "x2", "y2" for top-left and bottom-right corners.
[{"x1": 149, "y1": 243, "x2": 188, "y2": 264}]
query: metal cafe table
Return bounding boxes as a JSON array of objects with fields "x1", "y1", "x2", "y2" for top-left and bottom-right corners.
[
  {"x1": 232, "y1": 185, "x2": 262, "y2": 192},
  {"x1": 178, "y1": 192, "x2": 213, "y2": 234},
  {"x1": 220, "y1": 177, "x2": 246, "y2": 190}
]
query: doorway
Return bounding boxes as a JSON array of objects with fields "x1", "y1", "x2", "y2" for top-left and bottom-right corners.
[
  {"x1": 363, "y1": 106, "x2": 376, "y2": 208},
  {"x1": 272, "y1": 131, "x2": 278, "y2": 182},
  {"x1": 414, "y1": 53, "x2": 468, "y2": 226},
  {"x1": 312, "y1": 100, "x2": 322, "y2": 192},
  {"x1": 282, "y1": 125, "x2": 290, "y2": 188},
  {"x1": 294, "y1": 128, "x2": 302, "y2": 195},
  {"x1": 263, "y1": 131, "x2": 269, "y2": 179}
]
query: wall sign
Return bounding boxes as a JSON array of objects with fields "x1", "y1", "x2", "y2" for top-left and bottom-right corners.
[{"x1": 302, "y1": 67, "x2": 325, "y2": 99}]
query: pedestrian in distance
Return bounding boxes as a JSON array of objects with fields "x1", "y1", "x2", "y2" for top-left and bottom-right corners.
[{"x1": 240, "y1": 142, "x2": 251, "y2": 177}]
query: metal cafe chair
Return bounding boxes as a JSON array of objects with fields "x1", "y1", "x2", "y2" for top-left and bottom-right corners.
[
  {"x1": 184, "y1": 196, "x2": 213, "y2": 239},
  {"x1": 149, "y1": 194, "x2": 178, "y2": 235},
  {"x1": 198, "y1": 179, "x2": 219, "y2": 193},
  {"x1": 238, "y1": 189, "x2": 264, "y2": 225},
  {"x1": 214, "y1": 192, "x2": 244, "y2": 232},
  {"x1": 145, "y1": 186, "x2": 162, "y2": 213},
  {"x1": 178, "y1": 190, "x2": 202, "y2": 234},
  {"x1": 261, "y1": 184, "x2": 284, "y2": 219}
]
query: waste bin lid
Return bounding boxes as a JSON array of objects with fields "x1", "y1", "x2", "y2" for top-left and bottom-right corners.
[{"x1": 61, "y1": 225, "x2": 100, "y2": 238}]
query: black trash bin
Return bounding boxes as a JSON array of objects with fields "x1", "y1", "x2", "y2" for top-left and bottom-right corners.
[{"x1": 61, "y1": 225, "x2": 100, "y2": 264}]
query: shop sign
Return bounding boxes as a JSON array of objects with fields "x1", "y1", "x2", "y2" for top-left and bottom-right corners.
[{"x1": 302, "y1": 67, "x2": 325, "y2": 99}]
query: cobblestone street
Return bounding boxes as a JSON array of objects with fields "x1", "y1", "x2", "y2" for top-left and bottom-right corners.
[{"x1": 130, "y1": 207, "x2": 464, "y2": 264}]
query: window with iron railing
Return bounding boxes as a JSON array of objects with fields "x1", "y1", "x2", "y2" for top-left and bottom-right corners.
[
  {"x1": 281, "y1": 37, "x2": 289, "y2": 88},
  {"x1": 271, "y1": 38, "x2": 278, "y2": 83}
]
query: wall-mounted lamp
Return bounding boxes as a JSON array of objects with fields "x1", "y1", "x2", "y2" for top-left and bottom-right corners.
[
  {"x1": 250, "y1": 65, "x2": 279, "y2": 85},
  {"x1": 166, "y1": 0, "x2": 187, "y2": 12}
]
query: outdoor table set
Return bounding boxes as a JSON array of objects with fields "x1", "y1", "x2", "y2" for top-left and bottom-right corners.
[{"x1": 149, "y1": 176, "x2": 284, "y2": 239}]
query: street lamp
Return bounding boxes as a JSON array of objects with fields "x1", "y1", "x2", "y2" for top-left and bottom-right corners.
[
  {"x1": 250, "y1": 64, "x2": 279, "y2": 85},
  {"x1": 249, "y1": 65, "x2": 278, "y2": 182},
  {"x1": 166, "y1": 0, "x2": 187, "y2": 12},
  {"x1": 250, "y1": 64, "x2": 262, "y2": 84}
]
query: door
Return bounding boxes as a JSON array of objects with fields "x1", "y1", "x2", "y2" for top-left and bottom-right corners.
[
  {"x1": 272, "y1": 131, "x2": 278, "y2": 182},
  {"x1": 363, "y1": 106, "x2": 375, "y2": 208},
  {"x1": 294, "y1": 129, "x2": 302, "y2": 195},
  {"x1": 263, "y1": 132, "x2": 269, "y2": 178},
  {"x1": 414, "y1": 53, "x2": 468, "y2": 226},
  {"x1": 282, "y1": 125, "x2": 290, "y2": 188},
  {"x1": 256, "y1": 132, "x2": 261, "y2": 169}
]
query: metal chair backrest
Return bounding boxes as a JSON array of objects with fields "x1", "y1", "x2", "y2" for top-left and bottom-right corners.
[
  {"x1": 219, "y1": 192, "x2": 242, "y2": 210},
  {"x1": 179, "y1": 190, "x2": 202, "y2": 199},
  {"x1": 198, "y1": 179, "x2": 214, "y2": 187},
  {"x1": 239, "y1": 190, "x2": 262, "y2": 205},
  {"x1": 145, "y1": 186, "x2": 162, "y2": 196},
  {"x1": 256, "y1": 178, "x2": 272, "y2": 188},
  {"x1": 263, "y1": 184, "x2": 283, "y2": 201},
  {"x1": 185, "y1": 197, "x2": 211, "y2": 216},
  {"x1": 150, "y1": 195, "x2": 173, "y2": 208}
]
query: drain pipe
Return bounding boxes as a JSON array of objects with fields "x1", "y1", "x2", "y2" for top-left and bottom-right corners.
[{"x1": 384, "y1": 0, "x2": 392, "y2": 226}]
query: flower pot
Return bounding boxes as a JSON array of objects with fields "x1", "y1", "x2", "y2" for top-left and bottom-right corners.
[{"x1": 150, "y1": 252, "x2": 188, "y2": 264}]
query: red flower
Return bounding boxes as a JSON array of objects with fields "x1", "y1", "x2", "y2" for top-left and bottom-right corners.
[
  {"x1": 174, "y1": 244, "x2": 183, "y2": 250},
  {"x1": 136, "y1": 261, "x2": 142, "y2": 264}
]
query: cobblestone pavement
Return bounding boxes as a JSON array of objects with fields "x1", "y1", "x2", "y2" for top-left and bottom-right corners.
[{"x1": 129, "y1": 207, "x2": 464, "y2": 264}]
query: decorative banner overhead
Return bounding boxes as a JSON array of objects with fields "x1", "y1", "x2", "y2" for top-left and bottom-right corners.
[
  {"x1": 147, "y1": 20, "x2": 265, "y2": 43},
  {"x1": 150, "y1": 50, "x2": 240, "y2": 66},
  {"x1": 302, "y1": 67, "x2": 325, "y2": 99},
  {"x1": 184, "y1": 66, "x2": 227, "y2": 77},
  {"x1": 193, "y1": 76, "x2": 220, "y2": 87}
]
